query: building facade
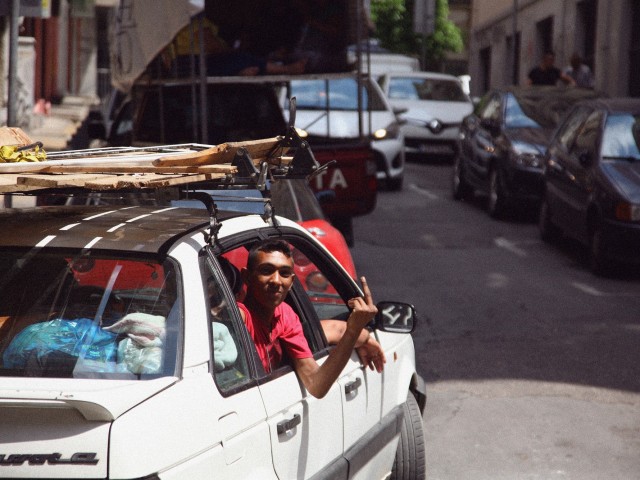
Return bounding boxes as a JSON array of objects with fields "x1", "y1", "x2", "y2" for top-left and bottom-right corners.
[{"x1": 468, "y1": 0, "x2": 640, "y2": 97}]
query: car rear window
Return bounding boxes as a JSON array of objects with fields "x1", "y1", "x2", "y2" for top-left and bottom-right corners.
[
  {"x1": 0, "y1": 252, "x2": 180, "y2": 379},
  {"x1": 388, "y1": 77, "x2": 467, "y2": 102},
  {"x1": 135, "y1": 84, "x2": 286, "y2": 145}
]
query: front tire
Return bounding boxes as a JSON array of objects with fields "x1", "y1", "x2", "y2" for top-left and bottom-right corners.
[
  {"x1": 487, "y1": 167, "x2": 507, "y2": 219},
  {"x1": 538, "y1": 197, "x2": 560, "y2": 243},
  {"x1": 391, "y1": 393, "x2": 426, "y2": 480},
  {"x1": 589, "y1": 226, "x2": 611, "y2": 276},
  {"x1": 452, "y1": 155, "x2": 473, "y2": 200}
]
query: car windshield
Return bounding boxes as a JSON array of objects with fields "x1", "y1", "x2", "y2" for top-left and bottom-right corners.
[
  {"x1": 289, "y1": 78, "x2": 387, "y2": 111},
  {"x1": 504, "y1": 93, "x2": 541, "y2": 129},
  {"x1": 0, "y1": 251, "x2": 180, "y2": 379},
  {"x1": 387, "y1": 77, "x2": 468, "y2": 102},
  {"x1": 601, "y1": 114, "x2": 640, "y2": 159}
]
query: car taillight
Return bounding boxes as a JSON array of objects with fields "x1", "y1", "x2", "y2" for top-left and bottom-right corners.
[
  {"x1": 615, "y1": 202, "x2": 640, "y2": 222},
  {"x1": 306, "y1": 271, "x2": 329, "y2": 291}
]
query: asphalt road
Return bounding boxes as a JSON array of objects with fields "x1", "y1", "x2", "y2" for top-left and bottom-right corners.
[{"x1": 351, "y1": 161, "x2": 640, "y2": 480}]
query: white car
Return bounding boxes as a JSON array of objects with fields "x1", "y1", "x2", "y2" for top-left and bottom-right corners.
[
  {"x1": 282, "y1": 76, "x2": 406, "y2": 190},
  {"x1": 0, "y1": 140, "x2": 425, "y2": 479},
  {"x1": 378, "y1": 71, "x2": 474, "y2": 161}
]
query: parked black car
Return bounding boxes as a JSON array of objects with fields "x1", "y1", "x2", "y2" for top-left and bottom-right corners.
[
  {"x1": 539, "y1": 97, "x2": 640, "y2": 275},
  {"x1": 453, "y1": 86, "x2": 602, "y2": 218}
]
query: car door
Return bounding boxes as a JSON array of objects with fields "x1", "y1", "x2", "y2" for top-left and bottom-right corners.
[
  {"x1": 216, "y1": 235, "x2": 347, "y2": 480},
  {"x1": 198, "y1": 254, "x2": 278, "y2": 478},
  {"x1": 551, "y1": 109, "x2": 604, "y2": 240},
  {"x1": 545, "y1": 106, "x2": 591, "y2": 231},
  {"x1": 465, "y1": 93, "x2": 503, "y2": 187},
  {"x1": 284, "y1": 239, "x2": 384, "y2": 477}
]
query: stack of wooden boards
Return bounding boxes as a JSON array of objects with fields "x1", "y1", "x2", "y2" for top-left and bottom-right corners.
[{"x1": 0, "y1": 133, "x2": 289, "y2": 193}]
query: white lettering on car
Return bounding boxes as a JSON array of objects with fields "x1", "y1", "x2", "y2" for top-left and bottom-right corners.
[{"x1": 313, "y1": 168, "x2": 349, "y2": 191}]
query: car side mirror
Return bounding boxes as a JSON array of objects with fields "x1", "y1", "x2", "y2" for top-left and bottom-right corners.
[{"x1": 375, "y1": 301, "x2": 417, "y2": 333}]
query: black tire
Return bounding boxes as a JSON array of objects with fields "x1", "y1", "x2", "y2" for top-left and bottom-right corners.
[
  {"x1": 452, "y1": 155, "x2": 473, "y2": 201},
  {"x1": 538, "y1": 197, "x2": 559, "y2": 243},
  {"x1": 588, "y1": 226, "x2": 611, "y2": 276},
  {"x1": 391, "y1": 393, "x2": 426, "y2": 480},
  {"x1": 487, "y1": 167, "x2": 507, "y2": 219}
]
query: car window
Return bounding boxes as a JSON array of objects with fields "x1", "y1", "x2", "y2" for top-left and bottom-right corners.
[
  {"x1": 0, "y1": 252, "x2": 180, "y2": 379},
  {"x1": 289, "y1": 78, "x2": 386, "y2": 111},
  {"x1": 203, "y1": 256, "x2": 253, "y2": 393},
  {"x1": 601, "y1": 113, "x2": 640, "y2": 158},
  {"x1": 134, "y1": 84, "x2": 285, "y2": 145},
  {"x1": 479, "y1": 94, "x2": 502, "y2": 122},
  {"x1": 504, "y1": 93, "x2": 540, "y2": 128},
  {"x1": 270, "y1": 179, "x2": 325, "y2": 222},
  {"x1": 388, "y1": 77, "x2": 467, "y2": 102},
  {"x1": 572, "y1": 110, "x2": 603, "y2": 156},
  {"x1": 556, "y1": 107, "x2": 590, "y2": 150}
]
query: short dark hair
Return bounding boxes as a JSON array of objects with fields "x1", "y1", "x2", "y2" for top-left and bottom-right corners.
[{"x1": 247, "y1": 239, "x2": 292, "y2": 271}]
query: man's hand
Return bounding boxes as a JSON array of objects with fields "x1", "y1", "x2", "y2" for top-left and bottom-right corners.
[
  {"x1": 356, "y1": 335, "x2": 386, "y2": 372},
  {"x1": 347, "y1": 276, "x2": 378, "y2": 331}
]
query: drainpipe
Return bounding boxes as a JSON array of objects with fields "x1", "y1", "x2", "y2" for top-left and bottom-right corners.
[
  {"x1": 512, "y1": 0, "x2": 518, "y2": 85},
  {"x1": 7, "y1": 0, "x2": 20, "y2": 126}
]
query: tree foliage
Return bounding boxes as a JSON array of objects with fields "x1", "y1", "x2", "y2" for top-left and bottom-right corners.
[{"x1": 370, "y1": 0, "x2": 463, "y2": 69}]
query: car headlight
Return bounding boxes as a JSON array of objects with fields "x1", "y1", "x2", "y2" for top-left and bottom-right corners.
[
  {"x1": 615, "y1": 202, "x2": 640, "y2": 222},
  {"x1": 509, "y1": 150, "x2": 543, "y2": 168},
  {"x1": 373, "y1": 121, "x2": 401, "y2": 140}
]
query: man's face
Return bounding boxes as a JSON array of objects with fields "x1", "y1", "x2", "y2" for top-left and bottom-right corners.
[
  {"x1": 244, "y1": 250, "x2": 295, "y2": 310},
  {"x1": 543, "y1": 54, "x2": 555, "y2": 68}
]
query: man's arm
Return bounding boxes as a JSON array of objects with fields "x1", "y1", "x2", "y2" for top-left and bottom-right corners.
[
  {"x1": 291, "y1": 277, "x2": 378, "y2": 399},
  {"x1": 321, "y1": 319, "x2": 386, "y2": 372}
]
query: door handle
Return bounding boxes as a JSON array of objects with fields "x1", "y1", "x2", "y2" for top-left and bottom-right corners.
[
  {"x1": 344, "y1": 377, "x2": 362, "y2": 395},
  {"x1": 277, "y1": 413, "x2": 301, "y2": 435}
]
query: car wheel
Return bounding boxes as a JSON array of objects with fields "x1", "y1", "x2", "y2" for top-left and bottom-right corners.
[
  {"x1": 487, "y1": 167, "x2": 507, "y2": 219},
  {"x1": 452, "y1": 155, "x2": 473, "y2": 200},
  {"x1": 538, "y1": 197, "x2": 560, "y2": 243},
  {"x1": 588, "y1": 226, "x2": 611, "y2": 276},
  {"x1": 391, "y1": 393, "x2": 426, "y2": 480},
  {"x1": 387, "y1": 175, "x2": 404, "y2": 191}
]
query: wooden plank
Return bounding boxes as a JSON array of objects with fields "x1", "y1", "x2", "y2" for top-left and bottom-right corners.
[
  {"x1": 17, "y1": 173, "x2": 113, "y2": 188},
  {"x1": 83, "y1": 173, "x2": 224, "y2": 190},
  {"x1": 153, "y1": 137, "x2": 286, "y2": 166}
]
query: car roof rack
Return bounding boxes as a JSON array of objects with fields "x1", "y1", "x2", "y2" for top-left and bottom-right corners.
[{"x1": 0, "y1": 101, "x2": 332, "y2": 245}]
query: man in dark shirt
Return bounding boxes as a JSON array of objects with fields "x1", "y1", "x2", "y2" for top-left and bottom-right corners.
[{"x1": 527, "y1": 51, "x2": 575, "y2": 86}]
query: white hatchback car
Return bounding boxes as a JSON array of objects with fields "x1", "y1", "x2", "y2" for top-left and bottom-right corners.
[
  {"x1": 378, "y1": 71, "x2": 474, "y2": 161},
  {"x1": 0, "y1": 140, "x2": 426, "y2": 480},
  {"x1": 282, "y1": 76, "x2": 406, "y2": 190}
]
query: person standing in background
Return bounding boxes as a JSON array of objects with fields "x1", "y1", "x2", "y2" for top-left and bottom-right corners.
[
  {"x1": 527, "y1": 51, "x2": 576, "y2": 86},
  {"x1": 564, "y1": 52, "x2": 595, "y2": 88}
]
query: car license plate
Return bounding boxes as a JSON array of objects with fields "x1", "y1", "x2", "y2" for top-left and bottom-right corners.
[{"x1": 419, "y1": 144, "x2": 454, "y2": 154}]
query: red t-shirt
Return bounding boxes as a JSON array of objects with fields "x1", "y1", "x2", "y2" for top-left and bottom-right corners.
[{"x1": 238, "y1": 302, "x2": 313, "y2": 372}]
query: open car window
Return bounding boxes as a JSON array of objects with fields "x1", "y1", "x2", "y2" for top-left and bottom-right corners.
[{"x1": 0, "y1": 251, "x2": 180, "y2": 379}]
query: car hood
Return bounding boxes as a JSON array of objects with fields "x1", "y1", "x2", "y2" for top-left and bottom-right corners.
[
  {"x1": 294, "y1": 110, "x2": 393, "y2": 138},
  {"x1": 504, "y1": 127, "x2": 552, "y2": 155},
  {"x1": 393, "y1": 99, "x2": 473, "y2": 124},
  {"x1": 601, "y1": 161, "x2": 640, "y2": 202}
]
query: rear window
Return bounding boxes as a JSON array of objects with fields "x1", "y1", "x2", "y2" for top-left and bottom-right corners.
[
  {"x1": 388, "y1": 77, "x2": 468, "y2": 102},
  {"x1": 135, "y1": 84, "x2": 286, "y2": 145},
  {"x1": 289, "y1": 78, "x2": 387, "y2": 111},
  {"x1": 0, "y1": 252, "x2": 180, "y2": 379}
]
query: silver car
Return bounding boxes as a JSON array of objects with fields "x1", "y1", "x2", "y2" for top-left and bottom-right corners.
[
  {"x1": 282, "y1": 76, "x2": 406, "y2": 190},
  {"x1": 378, "y1": 71, "x2": 474, "y2": 161}
]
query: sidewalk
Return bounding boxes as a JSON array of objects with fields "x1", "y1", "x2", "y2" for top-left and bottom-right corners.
[{"x1": 23, "y1": 95, "x2": 96, "y2": 152}]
